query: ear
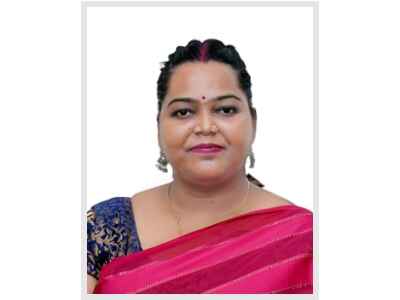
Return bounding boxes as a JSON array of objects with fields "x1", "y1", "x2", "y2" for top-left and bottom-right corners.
[
  {"x1": 251, "y1": 111, "x2": 257, "y2": 144},
  {"x1": 157, "y1": 121, "x2": 167, "y2": 153},
  {"x1": 157, "y1": 125, "x2": 162, "y2": 149}
]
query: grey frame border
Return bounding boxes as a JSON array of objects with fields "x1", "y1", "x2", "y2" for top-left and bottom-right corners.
[{"x1": 82, "y1": 1, "x2": 318, "y2": 299}]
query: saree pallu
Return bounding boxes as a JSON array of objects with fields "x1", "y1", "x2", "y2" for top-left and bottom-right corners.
[{"x1": 94, "y1": 205, "x2": 313, "y2": 294}]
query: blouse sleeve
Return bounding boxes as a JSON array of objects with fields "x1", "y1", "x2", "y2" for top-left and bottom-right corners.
[
  {"x1": 87, "y1": 208, "x2": 102, "y2": 279},
  {"x1": 86, "y1": 198, "x2": 140, "y2": 280}
]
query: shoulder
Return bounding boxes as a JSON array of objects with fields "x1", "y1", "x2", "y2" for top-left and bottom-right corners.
[
  {"x1": 87, "y1": 196, "x2": 139, "y2": 243},
  {"x1": 87, "y1": 197, "x2": 129, "y2": 237},
  {"x1": 87, "y1": 197, "x2": 134, "y2": 240},
  {"x1": 249, "y1": 184, "x2": 293, "y2": 211},
  {"x1": 129, "y1": 184, "x2": 169, "y2": 214},
  {"x1": 89, "y1": 197, "x2": 131, "y2": 218}
]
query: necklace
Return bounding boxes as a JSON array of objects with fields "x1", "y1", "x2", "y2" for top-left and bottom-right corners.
[{"x1": 167, "y1": 179, "x2": 251, "y2": 235}]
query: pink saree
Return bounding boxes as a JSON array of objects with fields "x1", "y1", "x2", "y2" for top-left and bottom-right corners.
[{"x1": 94, "y1": 204, "x2": 313, "y2": 294}]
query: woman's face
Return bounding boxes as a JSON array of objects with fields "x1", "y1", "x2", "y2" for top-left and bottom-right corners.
[{"x1": 158, "y1": 61, "x2": 256, "y2": 184}]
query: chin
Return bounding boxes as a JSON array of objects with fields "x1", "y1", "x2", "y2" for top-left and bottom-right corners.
[{"x1": 184, "y1": 165, "x2": 231, "y2": 184}]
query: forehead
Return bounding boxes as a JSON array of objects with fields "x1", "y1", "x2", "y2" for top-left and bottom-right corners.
[{"x1": 166, "y1": 61, "x2": 242, "y2": 100}]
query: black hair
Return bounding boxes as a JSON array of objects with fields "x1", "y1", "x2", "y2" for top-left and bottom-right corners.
[{"x1": 156, "y1": 39, "x2": 257, "y2": 122}]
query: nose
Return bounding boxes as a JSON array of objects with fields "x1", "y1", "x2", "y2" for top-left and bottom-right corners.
[{"x1": 194, "y1": 109, "x2": 216, "y2": 135}]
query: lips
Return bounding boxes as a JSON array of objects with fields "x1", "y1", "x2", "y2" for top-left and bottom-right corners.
[{"x1": 189, "y1": 143, "x2": 225, "y2": 153}]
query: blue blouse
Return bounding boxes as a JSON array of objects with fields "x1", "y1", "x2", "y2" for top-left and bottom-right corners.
[{"x1": 87, "y1": 197, "x2": 142, "y2": 279}]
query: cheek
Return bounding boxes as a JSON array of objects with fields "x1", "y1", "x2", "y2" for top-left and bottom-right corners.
[
  {"x1": 159, "y1": 121, "x2": 192, "y2": 149},
  {"x1": 219, "y1": 118, "x2": 253, "y2": 147}
]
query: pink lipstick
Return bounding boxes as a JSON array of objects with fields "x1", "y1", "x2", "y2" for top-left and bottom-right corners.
[{"x1": 189, "y1": 143, "x2": 224, "y2": 154}]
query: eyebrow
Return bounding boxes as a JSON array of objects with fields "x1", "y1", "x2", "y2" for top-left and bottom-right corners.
[{"x1": 167, "y1": 94, "x2": 242, "y2": 107}]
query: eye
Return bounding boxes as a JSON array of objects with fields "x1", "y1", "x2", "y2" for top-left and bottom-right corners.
[
  {"x1": 216, "y1": 106, "x2": 238, "y2": 116},
  {"x1": 171, "y1": 108, "x2": 194, "y2": 119}
]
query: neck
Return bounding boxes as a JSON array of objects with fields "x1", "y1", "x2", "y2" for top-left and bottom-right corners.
[{"x1": 168, "y1": 172, "x2": 251, "y2": 219}]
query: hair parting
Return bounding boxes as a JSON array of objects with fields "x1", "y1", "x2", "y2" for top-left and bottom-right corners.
[{"x1": 199, "y1": 41, "x2": 209, "y2": 62}]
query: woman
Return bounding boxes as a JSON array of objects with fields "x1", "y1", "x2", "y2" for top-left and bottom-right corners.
[{"x1": 87, "y1": 39, "x2": 313, "y2": 294}]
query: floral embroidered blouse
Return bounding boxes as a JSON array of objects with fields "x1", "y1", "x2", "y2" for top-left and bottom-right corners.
[{"x1": 87, "y1": 197, "x2": 142, "y2": 279}]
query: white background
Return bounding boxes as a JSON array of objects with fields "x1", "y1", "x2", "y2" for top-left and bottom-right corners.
[
  {"x1": 1, "y1": 0, "x2": 400, "y2": 300},
  {"x1": 86, "y1": 6, "x2": 314, "y2": 209}
]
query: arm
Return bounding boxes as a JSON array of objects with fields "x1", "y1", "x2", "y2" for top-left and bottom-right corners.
[{"x1": 87, "y1": 274, "x2": 98, "y2": 294}]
